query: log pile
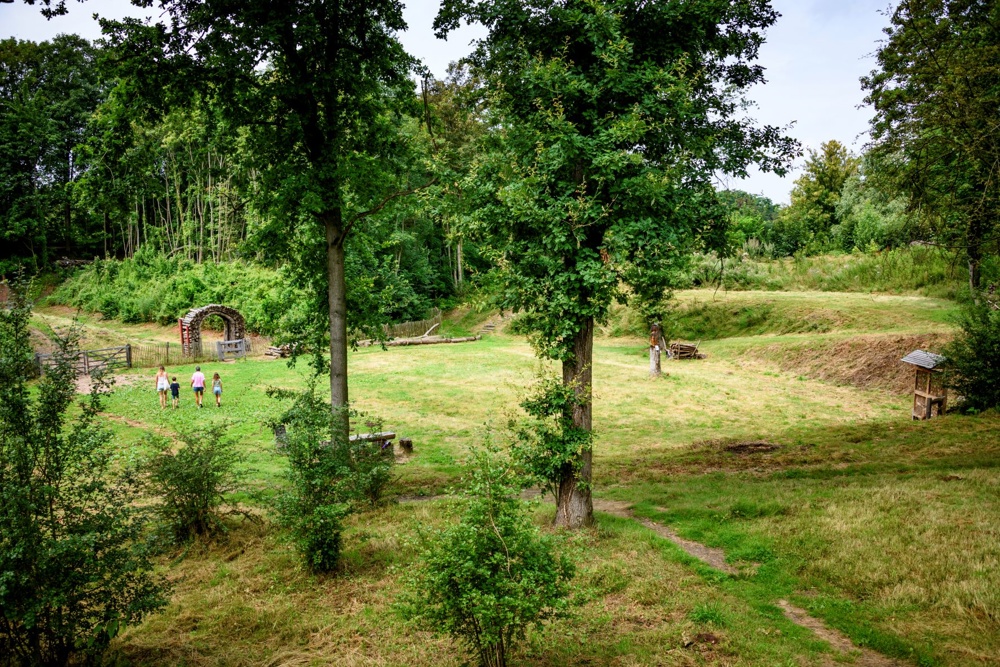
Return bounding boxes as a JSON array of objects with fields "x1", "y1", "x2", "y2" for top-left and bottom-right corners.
[
  {"x1": 668, "y1": 341, "x2": 705, "y2": 360},
  {"x1": 265, "y1": 344, "x2": 292, "y2": 358}
]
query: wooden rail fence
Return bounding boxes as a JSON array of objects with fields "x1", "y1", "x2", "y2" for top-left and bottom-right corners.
[
  {"x1": 384, "y1": 308, "x2": 442, "y2": 339},
  {"x1": 36, "y1": 345, "x2": 131, "y2": 376}
]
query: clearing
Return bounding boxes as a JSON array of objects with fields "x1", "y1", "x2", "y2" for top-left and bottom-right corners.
[{"x1": 45, "y1": 289, "x2": 997, "y2": 666}]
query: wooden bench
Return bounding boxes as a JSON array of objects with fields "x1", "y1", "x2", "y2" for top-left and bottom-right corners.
[{"x1": 350, "y1": 431, "x2": 396, "y2": 456}]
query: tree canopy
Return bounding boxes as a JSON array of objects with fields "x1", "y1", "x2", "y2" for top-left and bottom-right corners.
[
  {"x1": 863, "y1": 0, "x2": 1000, "y2": 291},
  {"x1": 438, "y1": 0, "x2": 797, "y2": 527},
  {"x1": 103, "y1": 0, "x2": 421, "y2": 419}
]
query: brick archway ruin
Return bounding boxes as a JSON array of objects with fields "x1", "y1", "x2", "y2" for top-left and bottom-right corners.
[{"x1": 179, "y1": 304, "x2": 246, "y2": 356}]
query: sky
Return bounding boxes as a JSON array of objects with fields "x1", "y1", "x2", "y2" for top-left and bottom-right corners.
[{"x1": 1, "y1": 0, "x2": 893, "y2": 204}]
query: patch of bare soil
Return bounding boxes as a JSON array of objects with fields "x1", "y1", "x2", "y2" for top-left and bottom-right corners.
[
  {"x1": 750, "y1": 333, "x2": 951, "y2": 394},
  {"x1": 777, "y1": 600, "x2": 905, "y2": 667},
  {"x1": 723, "y1": 441, "x2": 782, "y2": 455}
]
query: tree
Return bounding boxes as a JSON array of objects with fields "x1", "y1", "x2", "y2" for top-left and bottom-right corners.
[
  {"x1": 771, "y1": 140, "x2": 859, "y2": 254},
  {"x1": 437, "y1": 0, "x2": 796, "y2": 527},
  {"x1": 863, "y1": 0, "x2": 1000, "y2": 292},
  {"x1": 0, "y1": 279, "x2": 168, "y2": 666},
  {"x1": 0, "y1": 35, "x2": 104, "y2": 273},
  {"x1": 103, "y1": 0, "x2": 420, "y2": 433}
]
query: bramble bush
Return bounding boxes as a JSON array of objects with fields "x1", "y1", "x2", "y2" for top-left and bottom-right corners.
[
  {"x1": 0, "y1": 278, "x2": 168, "y2": 666},
  {"x1": 144, "y1": 424, "x2": 251, "y2": 544},
  {"x1": 403, "y1": 442, "x2": 575, "y2": 667}
]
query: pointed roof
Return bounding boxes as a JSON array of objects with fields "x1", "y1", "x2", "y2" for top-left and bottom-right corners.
[{"x1": 901, "y1": 350, "x2": 946, "y2": 370}]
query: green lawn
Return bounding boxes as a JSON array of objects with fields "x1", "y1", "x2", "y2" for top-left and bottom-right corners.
[{"x1": 76, "y1": 290, "x2": 998, "y2": 666}]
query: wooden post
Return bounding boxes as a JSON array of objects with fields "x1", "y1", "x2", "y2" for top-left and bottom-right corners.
[
  {"x1": 649, "y1": 323, "x2": 662, "y2": 377},
  {"x1": 126, "y1": 343, "x2": 132, "y2": 369}
]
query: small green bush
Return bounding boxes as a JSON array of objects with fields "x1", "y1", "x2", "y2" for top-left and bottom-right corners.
[
  {"x1": 404, "y1": 443, "x2": 575, "y2": 667},
  {"x1": 269, "y1": 384, "x2": 394, "y2": 572},
  {"x1": 943, "y1": 300, "x2": 1000, "y2": 412},
  {"x1": 145, "y1": 424, "x2": 249, "y2": 543}
]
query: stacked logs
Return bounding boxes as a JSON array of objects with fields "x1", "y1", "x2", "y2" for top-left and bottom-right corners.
[
  {"x1": 265, "y1": 344, "x2": 292, "y2": 359},
  {"x1": 668, "y1": 342, "x2": 705, "y2": 360}
]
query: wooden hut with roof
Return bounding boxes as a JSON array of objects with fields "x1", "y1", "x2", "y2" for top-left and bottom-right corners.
[{"x1": 901, "y1": 350, "x2": 947, "y2": 420}]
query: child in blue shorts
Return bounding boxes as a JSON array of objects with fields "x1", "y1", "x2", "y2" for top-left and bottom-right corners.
[
  {"x1": 170, "y1": 377, "x2": 180, "y2": 409},
  {"x1": 212, "y1": 372, "x2": 223, "y2": 407}
]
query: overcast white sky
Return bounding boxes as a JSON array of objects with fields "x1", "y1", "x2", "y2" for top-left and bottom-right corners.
[{"x1": 1, "y1": 0, "x2": 893, "y2": 203}]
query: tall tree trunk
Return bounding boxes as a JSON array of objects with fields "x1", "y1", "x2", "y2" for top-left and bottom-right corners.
[
  {"x1": 324, "y1": 209, "x2": 350, "y2": 440},
  {"x1": 555, "y1": 316, "x2": 594, "y2": 528}
]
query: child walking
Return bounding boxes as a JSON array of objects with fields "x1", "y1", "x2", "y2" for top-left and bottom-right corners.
[
  {"x1": 212, "y1": 372, "x2": 223, "y2": 407},
  {"x1": 170, "y1": 376, "x2": 180, "y2": 408},
  {"x1": 155, "y1": 366, "x2": 169, "y2": 409}
]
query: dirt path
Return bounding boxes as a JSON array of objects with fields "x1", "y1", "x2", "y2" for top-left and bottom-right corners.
[
  {"x1": 777, "y1": 600, "x2": 905, "y2": 667},
  {"x1": 591, "y1": 500, "x2": 905, "y2": 666},
  {"x1": 592, "y1": 499, "x2": 740, "y2": 575}
]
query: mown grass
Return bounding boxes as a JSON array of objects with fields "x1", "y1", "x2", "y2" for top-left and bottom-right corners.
[{"x1": 77, "y1": 288, "x2": 998, "y2": 666}]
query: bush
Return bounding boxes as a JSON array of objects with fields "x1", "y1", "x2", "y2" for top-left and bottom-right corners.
[
  {"x1": 509, "y1": 375, "x2": 592, "y2": 503},
  {"x1": 942, "y1": 300, "x2": 1000, "y2": 412},
  {"x1": 145, "y1": 424, "x2": 250, "y2": 543},
  {"x1": 404, "y1": 443, "x2": 575, "y2": 667},
  {"x1": 0, "y1": 279, "x2": 168, "y2": 666},
  {"x1": 269, "y1": 384, "x2": 394, "y2": 572}
]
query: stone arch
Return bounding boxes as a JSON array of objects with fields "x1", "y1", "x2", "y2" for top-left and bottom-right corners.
[{"x1": 179, "y1": 304, "x2": 246, "y2": 355}]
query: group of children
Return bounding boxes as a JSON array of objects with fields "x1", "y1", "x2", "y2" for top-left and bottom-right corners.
[{"x1": 154, "y1": 365, "x2": 223, "y2": 409}]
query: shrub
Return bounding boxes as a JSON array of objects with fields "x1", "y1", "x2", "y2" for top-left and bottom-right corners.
[
  {"x1": 942, "y1": 299, "x2": 1000, "y2": 412},
  {"x1": 145, "y1": 424, "x2": 250, "y2": 543},
  {"x1": 0, "y1": 278, "x2": 168, "y2": 666},
  {"x1": 348, "y1": 417, "x2": 396, "y2": 507},
  {"x1": 404, "y1": 443, "x2": 575, "y2": 667},
  {"x1": 509, "y1": 375, "x2": 592, "y2": 503},
  {"x1": 269, "y1": 384, "x2": 394, "y2": 571}
]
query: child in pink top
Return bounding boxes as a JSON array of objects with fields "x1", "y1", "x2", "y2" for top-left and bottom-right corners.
[{"x1": 191, "y1": 366, "x2": 206, "y2": 408}]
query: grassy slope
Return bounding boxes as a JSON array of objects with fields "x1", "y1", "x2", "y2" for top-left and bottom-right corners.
[{"x1": 83, "y1": 290, "x2": 997, "y2": 666}]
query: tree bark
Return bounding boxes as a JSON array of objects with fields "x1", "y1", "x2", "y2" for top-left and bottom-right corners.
[
  {"x1": 324, "y1": 209, "x2": 350, "y2": 440},
  {"x1": 555, "y1": 316, "x2": 594, "y2": 529}
]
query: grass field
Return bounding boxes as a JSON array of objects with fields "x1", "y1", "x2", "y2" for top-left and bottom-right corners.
[{"x1": 41, "y1": 290, "x2": 998, "y2": 666}]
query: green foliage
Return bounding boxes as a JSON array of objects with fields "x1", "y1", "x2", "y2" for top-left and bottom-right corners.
[
  {"x1": 510, "y1": 375, "x2": 592, "y2": 501},
  {"x1": 269, "y1": 383, "x2": 395, "y2": 572},
  {"x1": 52, "y1": 248, "x2": 296, "y2": 334},
  {"x1": 403, "y1": 442, "x2": 575, "y2": 667},
  {"x1": 443, "y1": 0, "x2": 797, "y2": 357},
  {"x1": 864, "y1": 0, "x2": 1000, "y2": 290},
  {"x1": 766, "y1": 141, "x2": 859, "y2": 255},
  {"x1": 943, "y1": 300, "x2": 1000, "y2": 412},
  {"x1": 144, "y1": 424, "x2": 248, "y2": 544},
  {"x1": 0, "y1": 35, "x2": 103, "y2": 274},
  {"x1": 0, "y1": 278, "x2": 167, "y2": 666},
  {"x1": 684, "y1": 246, "x2": 967, "y2": 298}
]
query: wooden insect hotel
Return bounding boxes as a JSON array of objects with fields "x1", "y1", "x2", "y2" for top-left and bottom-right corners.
[{"x1": 901, "y1": 349, "x2": 947, "y2": 420}]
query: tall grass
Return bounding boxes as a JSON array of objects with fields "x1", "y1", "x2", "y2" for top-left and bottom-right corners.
[{"x1": 685, "y1": 246, "x2": 980, "y2": 299}]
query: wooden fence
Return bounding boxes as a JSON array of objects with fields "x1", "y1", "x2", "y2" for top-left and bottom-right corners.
[
  {"x1": 128, "y1": 341, "x2": 218, "y2": 368},
  {"x1": 385, "y1": 308, "x2": 442, "y2": 339},
  {"x1": 36, "y1": 345, "x2": 131, "y2": 376}
]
